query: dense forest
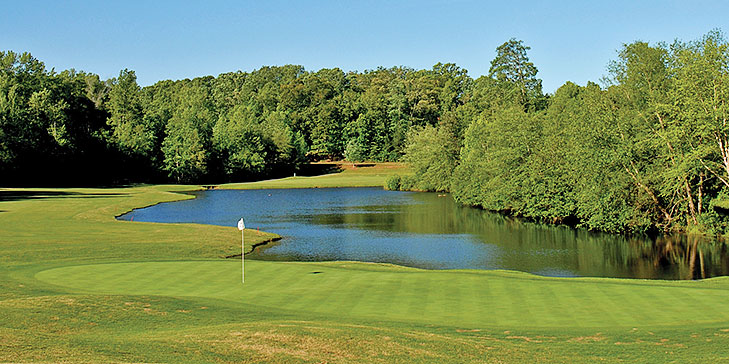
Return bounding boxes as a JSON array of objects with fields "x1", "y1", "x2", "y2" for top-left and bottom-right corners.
[
  {"x1": 2, "y1": 31, "x2": 729, "y2": 234},
  {"x1": 0, "y1": 51, "x2": 471, "y2": 185},
  {"x1": 393, "y1": 30, "x2": 729, "y2": 235}
]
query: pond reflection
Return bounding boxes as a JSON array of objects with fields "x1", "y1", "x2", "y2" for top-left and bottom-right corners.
[{"x1": 118, "y1": 188, "x2": 729, "y2": 280}]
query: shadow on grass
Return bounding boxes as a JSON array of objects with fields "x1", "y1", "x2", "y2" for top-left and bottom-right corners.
[{"x1": 0, "y1": 190, "x2": 129, "y2": 202}]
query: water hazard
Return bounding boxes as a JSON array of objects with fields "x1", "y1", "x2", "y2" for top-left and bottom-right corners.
[{"x1": 118, "y1": 187, "x2": 729, "y2": 279}]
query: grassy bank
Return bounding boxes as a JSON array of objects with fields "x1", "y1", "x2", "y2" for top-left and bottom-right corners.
[
  {"x1": 2, "y1": 167, "x2": 729, "y2": 362},
  {"x1": 219, "y1": 162, "x2": 410, "y2": 189}
]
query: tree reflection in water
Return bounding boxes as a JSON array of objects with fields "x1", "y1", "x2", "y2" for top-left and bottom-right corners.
[{"x1": 648, "y1": 235, "x2": 729, "y2": 280}]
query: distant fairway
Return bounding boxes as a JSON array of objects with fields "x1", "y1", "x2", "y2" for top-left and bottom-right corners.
[
  {"x1": 219, "y1": 162, "x2": 410, "y2": 189},
  {"x1": 37, "y1": 260, "x2": 729, "y2": 328}
]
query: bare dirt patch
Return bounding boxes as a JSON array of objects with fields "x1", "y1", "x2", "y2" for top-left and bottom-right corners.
[{"x1": 568, "y1": 333, "x2": 604, "y2": 343}]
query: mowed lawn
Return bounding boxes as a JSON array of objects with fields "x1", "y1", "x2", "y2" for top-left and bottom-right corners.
[
  {"x1": 219, "y1": 161, "x2": 409, "y2": 189},
  {"x1": 2, "y1": 165, "x2": 729, "y2": 363},
  {"x1": 36, "y1": 260, "x2": 729, "y2": 328}
]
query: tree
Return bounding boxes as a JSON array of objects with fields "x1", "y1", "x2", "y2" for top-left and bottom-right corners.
[
  {"x1": 83, "y1": 73, "x2": 110, "y2": 109},
  {"x1": 162, "y1": 115, "x2": 206, "y2": 182},
  {"x1": 670, "y1": 31, "x2": 729, "y2": 192},
  {"x1": 304, "y1": 68, "x2": 348, "y2": 159},
  {"x1": 0, "y1": 52, "x2": 69, "y2": 178},
  {"x1": 489, "y1": 38, "x2": 543, "y2": 109},
  {"x1": 212, "y1": 104, "x2": 268, "y2": 179},
  {"x1": 259, "y1": 110, "x2": 306, "y2": 171},
  {"x1": 107, "y1": 69, "x2": 154, "y2": 156},
  {"x1": 401, "y1": 125, "x2": 458, "y2": 192},
  {"x1": 452, "y1": 106, "x2": 539, "y2": 212},
  {"x1": 605, "y1": 40, "x2": 686, "y2": 230},
  {"x1": 344, "y1": 137, "x2": 366, "y2": 162}
]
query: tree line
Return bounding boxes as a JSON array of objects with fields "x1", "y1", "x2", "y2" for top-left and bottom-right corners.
[
  {"x1": 0, "y1": 52, "x2": 470, "y2": 185},
  {"x1": 392, "y1": 30, "x2": 729, "y2": 235}
]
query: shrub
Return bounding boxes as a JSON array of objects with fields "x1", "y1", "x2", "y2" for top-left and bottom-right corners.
[
  {"x1": 399, "y1": 175, "x2": 417, "y2": 191},
  {"x1": 385, "y1": 175, "x2": 401, "y2": 191}
]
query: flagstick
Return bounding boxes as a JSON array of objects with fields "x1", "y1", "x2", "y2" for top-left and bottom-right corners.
[{"x1": 237, "y1": 217, "x2": 245, "y2": 284}]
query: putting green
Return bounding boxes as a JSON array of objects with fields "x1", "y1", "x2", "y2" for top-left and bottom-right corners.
[{"x1": 36, "y1": 260, "x2": 729, "y2": 328}]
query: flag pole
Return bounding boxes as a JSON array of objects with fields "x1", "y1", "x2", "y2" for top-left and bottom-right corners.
[{"x1": 237, "y1": 218, "x2": 245, "y2": 284}]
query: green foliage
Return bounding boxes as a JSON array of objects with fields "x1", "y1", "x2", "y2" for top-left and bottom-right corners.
[
  {"x1": 402, "y1": 125, "x2": 457, "y2": 192},
  {"x1": 0, "y1": 51, "x2": 477, "y2": 184},
  {"x1": 446, "y1": 31, "x2": 729, "y2": 234},
  {"x1": 107, "y1": 69, "x2": 154, "y2": 156},
  {"x1": 344, "y1": 138, "x2": 367, "y2": 162},
  {"x1": 0, "y1": 43, "x2": 484, "y2": 185},
  {"x1": 162, "y1": 116, "x2": 207, "y2": 183},
  {"x1": 0, "y1": 51, "x2": 118, "y2": 183},
  {"x1": 213, "y1": 105, "x2": 269, "y2": 178},
  {"x1": 398, "y1": 174, "x2": 417, "y2": 191},
  {"x1": 0, "y1": 51, "x2": 68, "y2": 164},
  {"x1": 489, "y1": 38, "x2": 544, "y2": 110},
  {"x1": 452, "y1": 106, "x2": 538, "y2": 212},
  {"x1": 384, "y1": 174, "x2": 401, "y2": 191}
]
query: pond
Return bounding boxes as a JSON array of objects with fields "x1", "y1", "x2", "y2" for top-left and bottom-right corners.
[{"x1": 118, "y1": 187, "x2": 729, "y2": 280}]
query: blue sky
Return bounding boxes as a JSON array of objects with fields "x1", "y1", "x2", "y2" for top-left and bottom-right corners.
[{"x1": 2, "y1": 0, "x2": 728, "y2": 92}]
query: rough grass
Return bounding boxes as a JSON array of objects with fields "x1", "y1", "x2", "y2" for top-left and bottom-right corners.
[{"x1": 2, "y1": 166, "x2": 729, "y2": 362}]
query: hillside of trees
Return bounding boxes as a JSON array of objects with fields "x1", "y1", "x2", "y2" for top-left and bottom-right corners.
[
  {"x1": 3, "y1": 31, "x2": 729, "y2": 234},
  {"x1": 0, "y1": 51, "x2": 472, "y2": 185},
  {"x1": 393, "y1": 30, "x2": 729, "y2": 235}
]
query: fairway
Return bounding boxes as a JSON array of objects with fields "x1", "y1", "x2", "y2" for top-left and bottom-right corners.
[
  {"x1": 36, "y1": 260, "x2": 729, "y2": 328},
  {"x1": 4, "y1": 181, "x2": 729, "y2": 362},
  {"x1": 219, "y1": 162, "x2": 410, "y2": 189}
]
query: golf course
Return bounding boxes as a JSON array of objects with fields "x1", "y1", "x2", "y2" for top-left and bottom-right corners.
[
  {"x1": 5, "y1": 0, "x2": 729, "y2": 362},
  {"x1": 1, "y1": 165, "x2": 729, "y2": 363}
]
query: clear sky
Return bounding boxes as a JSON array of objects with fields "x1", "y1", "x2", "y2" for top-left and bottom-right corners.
[{"x1": 2, "y1": 0, "x2": 728, "y2": 92}]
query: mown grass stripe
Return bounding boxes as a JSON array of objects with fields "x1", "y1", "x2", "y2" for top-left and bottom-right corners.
[{"x1": 37, "y1": 260, "x2": 729, "y2": 329}]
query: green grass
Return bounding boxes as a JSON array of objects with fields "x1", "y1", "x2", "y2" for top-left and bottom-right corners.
[
  {"x1": 219, "y1": 162, "x2": 410, "y2": 189},
  {"x1": 35, "y1": 260, "x2": 729, "y2": 328},
  {"x1": 2, "y1": 167, "x2": 729, "y2": 362}
]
